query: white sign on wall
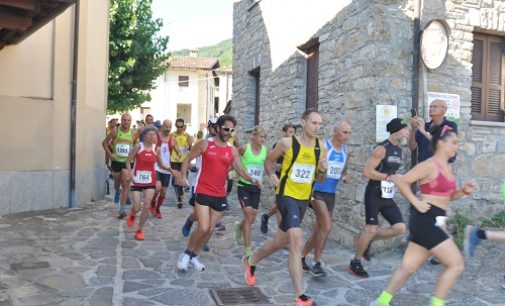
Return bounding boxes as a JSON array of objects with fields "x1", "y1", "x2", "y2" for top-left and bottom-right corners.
[
  {"x1": 376, "y1": 105, "x2": 398, "y2": 142},
  {"x1": 426, "y1": 92, "x2": 460, "y2": 123}
]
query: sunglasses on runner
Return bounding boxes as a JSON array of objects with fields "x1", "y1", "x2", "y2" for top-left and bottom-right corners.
[
  {"x1": 220, "y1": 126, "x2": 235, "y2": 133},
  {"x1": 176, "y1": 125, "x2": 184, "y2": 129}
]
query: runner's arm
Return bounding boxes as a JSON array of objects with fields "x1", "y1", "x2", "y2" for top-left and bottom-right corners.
[
  {"x1": 102, "y1": 127, "x2": 117, "y2": 159},
  {"x1": 231, "y1": 146, "x2": 256, "y2": 184},
  {"x1": 315, "y1": 145, "x2": 328, "y2": 183},
  {"x1": 180, "y1": 139, "x2": 206, "y2": 180},
  {"x1": 363, "y1": 145, "x2": 387, "y2": 181},
  {"x1": 126, "y1": 143, "x2": 140, "y2": 180},
  {"x1": 265, "y1": 137, "x2": 290, "y2": 186}
]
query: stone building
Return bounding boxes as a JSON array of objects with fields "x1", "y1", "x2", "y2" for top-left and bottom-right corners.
[{"x1": 232, "y1": 0, "x2": 505, "y2": 247}]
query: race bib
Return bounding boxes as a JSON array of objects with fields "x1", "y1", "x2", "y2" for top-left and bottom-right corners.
[
  {"x1": 179, "y1": 147, "x2": 188, "y2": 154},
  {"x1": 327, "y1": 161, "x2": 345, "y2": 179},
  {"x1": 135, "y1": 171, "x2": 152, "y2": 184},
  {"x1": 381, "y1": 180, "x2": 395, "y2": 199},
  {"x1": 115, "y1": 143, "x2": 131, "y2": 157},
  {"x1": 435, "y1": 216, "x2": 447, "y2": 227},
  {"x1": 290, "y1": 163, "x2": 315, "y2": 184},
  {"x1": 247, "y1": 165, "x2": 264, "y2": 180}
]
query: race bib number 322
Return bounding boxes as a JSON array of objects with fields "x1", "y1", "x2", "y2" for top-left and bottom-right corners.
[{"x1": 290, "y1": 163, "x2": 315, "y2": 184}]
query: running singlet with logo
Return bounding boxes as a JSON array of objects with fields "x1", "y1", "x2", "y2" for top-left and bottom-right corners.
[
  {"x1": 132, "y1": 143, "x2": 158, "y2": 187},
  {"x1": 113, "y1": 128, "x2": 134, "y2": 163},
  {"x1": 170, "y1": 132, "x2": 191, "y2": 163},
  {"x1": 314, "y1": 140, "x2": 347, "y2": 193},
  {"x1": 238, "y1": 143, "x2": 267, "y2": 186},
  {"x1": 369, "y1": 139, "x2": 402, "y2": 199},
  {"x1": 276, "y1": 136, "x2": 320, "y2": 201},
  {"x1": 154, "y1": 140, "x2": 171, "y2": 175},
  {"x1": 195, "y1": 140, "x2": 234, "y2": 197}
]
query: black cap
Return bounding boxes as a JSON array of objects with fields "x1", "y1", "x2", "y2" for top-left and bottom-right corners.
[{"x1": 386, "y1": 118, "x2": 408, "y2": 134}]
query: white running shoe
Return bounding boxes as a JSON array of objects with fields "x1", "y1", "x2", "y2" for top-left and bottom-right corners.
[
  {"x1": 177, "y1": 253, "x2": 190, "y2": 271},
  {"x1": 190, "y1": 256, "x2": 205, "y2": 271}
]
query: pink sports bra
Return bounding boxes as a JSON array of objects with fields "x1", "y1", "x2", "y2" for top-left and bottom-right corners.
[{"x1": 419, "y1": 158, "x2": 456, "y2": 197}]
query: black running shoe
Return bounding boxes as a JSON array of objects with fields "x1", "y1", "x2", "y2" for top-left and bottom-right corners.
[
  {"x1": 348, "y1": 259, "x2": 369, "y2": 278},
  {"x1": 302, "y1": 258, "x2": 311, "y2": 273},
  {"x1": 310, "y1": 262, "x2": 327, "y2": 277},
  {"x1": 429, "y1": 257, "x2": 441, "y2": 265}
]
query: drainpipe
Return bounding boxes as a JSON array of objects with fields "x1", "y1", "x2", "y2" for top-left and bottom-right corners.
[
  {"x1": 69, "y1": 0, "x2": 80, "y2": 208},
  {"x1": 411, "y1": 0, "x2": 421, "y2": 169}
]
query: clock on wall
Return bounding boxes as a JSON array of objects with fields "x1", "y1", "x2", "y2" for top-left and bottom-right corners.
[{"x1": 421, "y1": 20, "x2": 449, "y2": 70}]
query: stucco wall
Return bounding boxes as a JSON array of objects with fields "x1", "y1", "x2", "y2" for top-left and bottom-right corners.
[
  {"x1": 0, "y1": 0, "x2": 109, "y2": 213},
  {"x1": 233, "y1": 0, "x2": 505, "y2": 250}
]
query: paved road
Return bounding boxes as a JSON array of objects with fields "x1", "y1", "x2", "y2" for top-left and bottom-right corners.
[{"x1": 0, "y1": 187, "x2": 504, "y2": 305}]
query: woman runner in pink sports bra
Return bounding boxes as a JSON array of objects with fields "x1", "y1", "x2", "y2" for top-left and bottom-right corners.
[{"x1": 371, "y1": 124, "x2": 477, "y2": 306}]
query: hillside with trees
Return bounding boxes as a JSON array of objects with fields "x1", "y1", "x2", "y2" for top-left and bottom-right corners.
[{"x1": 171, "y1": 38, "x2": 232, "y2": 67}]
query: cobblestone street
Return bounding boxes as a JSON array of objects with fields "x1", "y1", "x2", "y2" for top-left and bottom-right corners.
[{"x1": 0, "y1": 187, "x2": 504, "y2": 306}]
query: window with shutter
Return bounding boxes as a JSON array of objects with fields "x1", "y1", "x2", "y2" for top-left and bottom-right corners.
[{"x1": 471, "y1": 33, "x2": 505, "y2": 122}]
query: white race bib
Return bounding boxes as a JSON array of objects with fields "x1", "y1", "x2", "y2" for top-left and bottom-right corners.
[
  {"x1": 247, "y1": 166, "x2": 264, "y2": 180},
  {"x1": 115, "y1": 143, "x2": 131, "y2": 157},
  {"x1": 435, "y1": 216, "x2": 447, "y2": 227},
  {"x1": 290, "y1": 163, "x2": 315, "y2": 184},
  {"x1": 135, "y1": 171, "x2": 152, "y2": 184},
  {"x1": 381, "y1": 181, "x2": 395, "y2": 199},
  {"x1": 179, "y1": 147, "x2": 188, "y2": 154},
  {"x1": 327, "y1": 161, "x2": 345, "y2": 179}
]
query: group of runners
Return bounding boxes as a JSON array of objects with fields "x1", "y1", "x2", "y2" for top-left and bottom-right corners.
[{"x1": 102, "y1": 101, "x2": 502, "y2": 306}]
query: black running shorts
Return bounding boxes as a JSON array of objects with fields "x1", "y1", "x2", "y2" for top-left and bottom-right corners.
[
  {"x1": 312, "y1": 191, "x2": 336, "y2": 214},
  {"x1": 409, "y1": 205, "x2": 450, "y2": 250},
  {"x1": 364, "y1": 183, "x2": 403, "y2": 226},
  {"x1": 195, "y1": 193, "x2": 228, "y2": 212},
  {"x1": 237, "y1": 184, "x2": 261, "y2": 210},
  {"x1": 276, "y1": 195, "x2": 309, "y2": 232},
  {"x1": 156, "y1": 171, "x2": 171, "y2": 188}
]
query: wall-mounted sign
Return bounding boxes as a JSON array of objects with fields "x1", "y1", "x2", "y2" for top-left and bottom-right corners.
[
  {"x1": 376, "y1": 105, "x2": 397, "y2": 142},
  {"x1": 426, "y1": 92, "x2": 460, "y2": 123},
  {"x1": 421, "y1": 20, "x2": 449, "y2": 70}
]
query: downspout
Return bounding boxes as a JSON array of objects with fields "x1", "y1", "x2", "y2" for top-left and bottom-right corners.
[
  {"x1": 411, "y1": 0, "x2": 421, "y2": 169},
  {"x1": 69, "y1": 0, "x2": 80, "y2": 208}
]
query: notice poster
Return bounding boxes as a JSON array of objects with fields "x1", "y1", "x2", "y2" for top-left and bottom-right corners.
[
  {"x1": 426, "y1": 92, "x2": 460, "y2": 123},
  {"x1": 376, "y1": 105, "x2": 397, "y2": 142}
]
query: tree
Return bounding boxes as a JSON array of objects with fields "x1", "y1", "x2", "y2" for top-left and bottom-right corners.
[{"x1": 108, "y1": 0, "x2": 169, "y2": 114}]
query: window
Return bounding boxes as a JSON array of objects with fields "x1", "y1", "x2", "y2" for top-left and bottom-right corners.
[
  {"x1": 178, "y1": 75, "x2": 189, "y2": 87},
  {"x1": 471, "y1": 33, "x2": 505, "y2": 121},
  {"x1": 249, "y1": 67, "x2": 260, "y2": 125}
]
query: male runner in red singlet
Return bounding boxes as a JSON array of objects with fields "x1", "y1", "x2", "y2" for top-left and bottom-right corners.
[{"x1": 176, "y1": 115, "x2": 259, "y2": 272}]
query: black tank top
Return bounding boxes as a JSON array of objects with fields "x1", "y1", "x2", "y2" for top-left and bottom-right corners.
[{"x1": 369, "y1": 139, "x2": 402, "y2": 185}]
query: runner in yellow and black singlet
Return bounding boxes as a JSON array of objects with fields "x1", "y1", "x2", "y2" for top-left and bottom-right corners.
[
  {"x1": 242, "y1": 109, "x2": 327, "y2": 306},
  {"x1": 171, "y1": 118, "x2": 193, "y2": 208}
]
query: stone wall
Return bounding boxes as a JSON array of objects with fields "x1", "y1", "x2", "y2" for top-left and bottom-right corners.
[{"x1": 232, "y1": 0, "x2": 505, "y2": 250}]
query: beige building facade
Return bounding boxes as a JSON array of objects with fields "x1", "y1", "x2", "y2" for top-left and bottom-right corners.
[
  {"x1": 233, "y1": 0, "x2": 505, "y2": 248},
  {"x1": 0, "y1": 0, "x2": 109, "y2": 213}
]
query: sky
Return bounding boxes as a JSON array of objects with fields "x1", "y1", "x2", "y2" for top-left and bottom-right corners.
[{"x1": 151, "y1": 0, "x2": 234, "y2": 51}]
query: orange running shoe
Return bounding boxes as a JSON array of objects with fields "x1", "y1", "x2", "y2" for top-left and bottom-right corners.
[
  {"x1": 242, "y1": 256, "x2": 256, "y2": 286},
  {"x1": 150, "y1": 207, "x2": 157, "y2": 215},
  {"x1": 127, "y1": 213, "x2": 136, "y2": 228},
  {"x1": 135, "y1": 229, "x2": 144, "y2": 240},
  {"x1": 155, "y1": 210, "x2": 162, "y2": 219},
  {"x1": 294, "y1": 294, "x2": 313, "y2": 306}
]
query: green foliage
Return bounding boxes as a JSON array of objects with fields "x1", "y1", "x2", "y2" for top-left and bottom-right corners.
[
  {"x1": 172, "y1": 39, "x2": 232, "y2": 67},
  {"x1": 480, "y1": 210, "x2": 505, "y2": 228},
  {"x1": 448, "y1": 213, "x2": 472, "y2": 249},
  {"x1": 108, "y1": 0, "x2": 169, "y2": 114}
]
